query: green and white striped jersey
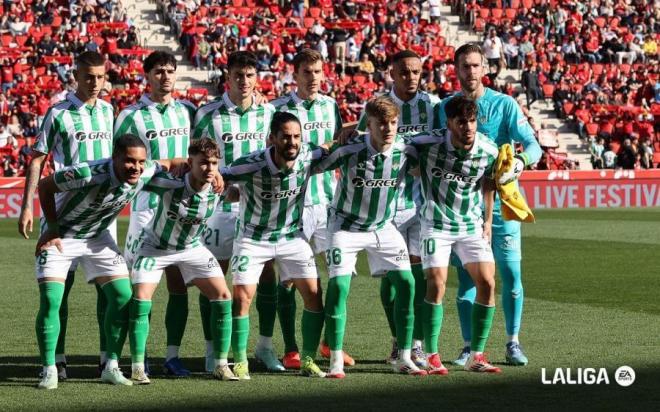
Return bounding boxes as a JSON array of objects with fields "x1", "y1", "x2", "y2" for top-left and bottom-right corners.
[
  {"x1": 271, "y1": 91, "x2": 342, "y2": 206},
  {"x1": 193, "y1": 93, "x2": 276, "y2": 212},
  {"x1": 357, "y1": 90, "x2": 440, "y2": 211},
  {"x1": 51, "y1": 159, "x2": 160, "y2": 239},
  {"x1": 222, "y1": 143, "x2": 327, "y2": 243},
  {"x1": 315, "y1": 134, "x2": 409, "y2": 232},
  {"x1": 142, "y1": 173, "x2": 221, "y2": 251},
  {"x1": 33, "y1": 93, "x2": 114, "y2": 169},
  {"x1": 406, "y1": 129, "x2": 499, "y2": 235},
  {"x1": 114, "y1": 94, "x2": 196, "y2": 211}
]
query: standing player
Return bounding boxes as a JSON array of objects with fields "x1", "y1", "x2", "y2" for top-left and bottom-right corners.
[
  {"x1": 355, "y1": 50, "x2": 439, "y2": 366},
  {"x1": 434, "y1": 43, "x2": 542, "y2": 366},
  {"x1": 271, "y1": 48, "x2": 354, "y2": 368},
  {"x1": 128, "y1": 138, "x2": 236, "y2": 384},
  {"x1": 34, "y1": 135, "x2": 156, "y2": 389},
  {"x1": 115, "y1": 51, "x2": 196, "y2": 376},
  {"x1": 319, "y1": 96, "x2": 426, "y2": 378},
  {"x1": 408, "y1": 96, "x2": 500, "y2": 374},
  {"x1": 222, "y1": 112, "x2": 328, "y2": 379},
  {"x1": 193, "y1": 51, "x2": 281, "y2": 372},
  {"x1": 18, "y1": 51, "x2": 115, "y2": 379}
]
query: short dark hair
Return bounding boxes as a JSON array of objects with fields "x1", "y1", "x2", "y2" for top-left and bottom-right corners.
[
  {"x1": 144, "y1": 51, "x2": 177, "y2": 73},
  {"x1": 188, "y1": 137, "x2": 220, "y2": 158},
  {"x1": 227, "y1": 51, "x2": 258, "y2": 72},
  {"x1": 75, "y1": 51, "x2": 105, "y2": 69},
  {"x1": 390, "y1": 49, "x2": 421, "y2": 66},
  {"x1": 292, "y1": 48, "x2": 323, "y2": 72},
  {"x1": 113, "y1": 134, "x2": 146, "y2": 156},
  {"x1": 444, "y1": 95, "x2": 478, "y2": 120},
  {"x1": 453, "y1": 43, "x2": 483, "y2": 66},
  {"x1": 270, "y1": 111, "x2": 301, "y2": 136}
]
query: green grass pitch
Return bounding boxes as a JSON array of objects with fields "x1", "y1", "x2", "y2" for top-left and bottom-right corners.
[{"x1": 0, "y1": 209, "x2": 659, "y2": 411}]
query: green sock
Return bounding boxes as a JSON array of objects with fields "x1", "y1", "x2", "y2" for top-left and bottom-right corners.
[
  {"x1": 422, "y1": 300, "x2": 444, "y2": 354},
  {"x1": 231, "y1": 316, "x2": 249, "y2": 362},
  {"x1": 55, "y1": 271, "x2": 74, "y2": 357},
  {"x1": 36, "y1": 282, "x2": 64, "y2": 366},
  {"x1": 471, "y1": 302, "x2": 495, "y2": 353},
  {"x1": 277, "y1": 284, "x2": 298, "y2": 352},
  {"x1": 324, "y1": 275, "x2": 351, "y2": 351},
  {"x1": 129, "y1": 298, "x2": 152, "y2": 363},
  {"x1": 210, "y1": 299, "x2": 232, "y2": 360},
  {"x1": 379, "y1": 276, "x2": 397, "y2": 338},
  {"x1": 257, "y1": 281, "x2": 278, "y2": 338},
  {"x1": 301, "y1": 309, "x2": 324, "y2": 360},
  {"x1": 102, "y1": 278, "x2": 132, "y2": 361},
  {"x1": 95, "y1": 283, "x2": 107, "y2": 354},
  {"x1": 165, "y1": 293, "x2": 188, "y2": 347},
  {"x1": 199, "y1": 294, "x2": 212, "y2": 341},
  {"x1": 411, "y1": 263, "x2": 426, "y2": 341},
  {"x1": 388, "y1": 270, "x2": 415, "y2": 350}
]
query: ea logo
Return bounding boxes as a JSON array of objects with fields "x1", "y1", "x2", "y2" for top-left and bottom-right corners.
[
  {"x1": 146, "y1": 130, "x2": 158, "y2": 140},
  {"x1": 614, "y1": 366, "x2": 635, "y2": 387}
]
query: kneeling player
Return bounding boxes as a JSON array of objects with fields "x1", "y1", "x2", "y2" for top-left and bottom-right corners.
[
  {"x1": 318, "y1": 96, "x2": 426, "y2": 378},
  {"x1": 407, "y1": 96, "x2": 501, "y2": 374},
  {"x1": 34, "y1": 135, "x2": 159, "y2": 389},
  {"x1": 222, "y1": 112, "x2": 328, "y2": 379},
  {"x1": 128, "y1": 138, "x2": 237, "y2": 383}
]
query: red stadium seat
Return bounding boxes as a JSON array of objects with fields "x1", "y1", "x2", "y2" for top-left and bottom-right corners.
[
  {"x1": 585, "y1": 123, "x2": 599, "y2": 138},
  {"x1": 510, "y1": 0, "x2": 520, "y2": 8},
  {"x1": 619, "y1": 64, "x2": 631, "y2": 75},
  {"x1": 232, "y1": 0, "x2": 243, "y2": 6},
  {"x1": 563, "y1": 102, "x2": 575, "y2": 117},
  {"x1": 473, "y1": 18, "x2": 486, "y2": 33},
  {"x1": 0, "y1": 34, "x2": 11, "y2": 47},
  {"x1": 522, "y1": 0, "x2": 533, "y2": 9},
  {"x1": 303, "y1": 18, "x2": 315, "y2": 28},
  {"x1": 504, "y1": 8, "x2": 517, "y2": 19},
  {"x1": 478, "y1": 9, "x2": 490, "y2": 19},
  {"x1": 308, "y1": 7, "x2": 322, "y2": 18},
  {"x1": 591, "y1": 63, "x2": 604, "y2": 77},
  {"x1": 491, "y1": 8, "x2": 503, "y2": 19},
  {"x1": 653, "y1": 153, "x2": 660, "y2": 167},
  {"x1": 542, "y1": 84, "x2": 555, "y2": 99}
]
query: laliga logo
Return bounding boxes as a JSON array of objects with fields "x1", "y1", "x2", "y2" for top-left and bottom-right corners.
[
  {"x1": 145, "y1": 128, "x2": 189, "y2": 140},
  {"x1": 541, "y1": 366, "x2": 635, "y2": 386}
]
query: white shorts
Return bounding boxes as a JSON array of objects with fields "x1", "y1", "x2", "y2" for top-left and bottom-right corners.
[
  {"x1": 420, "y1": 225, "x2": 494, "y2": 270},
  {"x1": 203, "y1": 210, "x2": 238, "y2": 261},
  {"x1": 326, "y1": 221, "x2": 411, "y2": 278},
  {"x1": 131, "y1": 244, "x2": 224, "y2": 286},
  {"x1": 40, "y1": 217, "x2": 118, "y2": 274},
  {"x1": 36, "y1": 230, "x2": 128, "y2": 282},
  {"x1": 301, "y1": 203, "x2": 329, "y2": 255},
  {"x1": 124, "y1": 208, "x2": 154, "y2": 270},
  {"x1": 231, "y1": 233, "x2": 317, "y2": 285},
  {"x1": 392, "y1": 208, "x2": 421, "y2": 257}
]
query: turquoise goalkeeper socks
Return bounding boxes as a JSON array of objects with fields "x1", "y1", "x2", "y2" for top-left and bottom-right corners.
[
  {"x1": 456, "y1": 265, "x2": 476, "y2": 343},
  {"x1": 498, "y1": 259, "x2": 523, "y2": 336}
]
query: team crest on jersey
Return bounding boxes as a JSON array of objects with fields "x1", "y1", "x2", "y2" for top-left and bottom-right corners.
[
  {"x1": 479, "y1": 116, "x2": 488, "y2": 124},
  {"x1": 472, "y1": 158, "x2": 481, "y2": 168},
  {"x1": 207, "y1": 258, "x2": 220, "y2": 268},
  {"x1": 355, "y1": 162, "x2": 367, "y2": 170}
]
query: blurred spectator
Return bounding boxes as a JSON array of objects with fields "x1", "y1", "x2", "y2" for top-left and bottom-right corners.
[
  {"x1": 0, "y1": 124, "x2": 10, "y2": 147},
  {"x1": 590, "y1": 137, "x2": 605, "y2": 169},
  {"x1": 503, "y1": 37, "x2": 520, "y2": 70},
  {"x1": 603, "y1": 145, "x2": 618, "y2": 169},
  {"x1": 521, "y1": 64, "x2": 542, "y2": 110},
  {"x1": 639, "y1": 137, "x2": 654, "y2": 169},
  {"x1": 6, "y1": 115, "x2": 23, "y2": 139},
  {"x1": 617, "y1": 138, "x2": 637, "y2": 169},
  {"x1": 483, "y1": 28, "x2": 504, "y2": 77}
]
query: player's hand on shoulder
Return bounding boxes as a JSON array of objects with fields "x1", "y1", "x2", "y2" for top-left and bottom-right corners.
[
  {"x1": 254, "y1": 91, "x2": 268, "y2": 105},
  {"x1": 335, "y1": 123, "x2": 359, "y2": 145},
  {"x1": 224, "y1": 186, "x2": 240, "y2": 202},
  {"x1": 170, "y1": 162, "x2": 190, "y2": 177},
  {"x1": 211, "y1": 171, "x2": 225, "y2": 194}
]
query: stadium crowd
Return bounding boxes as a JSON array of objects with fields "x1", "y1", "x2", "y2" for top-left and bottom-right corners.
[{"x1": 1, "y1": 0, "x2": 660, "y2": 177}]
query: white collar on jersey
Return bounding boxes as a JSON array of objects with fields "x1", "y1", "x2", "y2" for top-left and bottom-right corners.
[
  {"x1": 140, "y1": 94, "x2": 176, "y2": 108},
  {"x1": 291, "y1": 90, "x2": 321, "y2": 106},
  {"x1": 366, "y1": 133, "x2": 395, "y2": 158},
  {"x1": 446, "y1": 129, "x2": 479, "y2": 155},
  {"x1": 388, "y1": 89, "x2": 420, "y2": 106},
  {"x1": 222, "y1": 92, "x2": 257, "y2": 112},
  {"x1": 67, "y1": 92, "x2": 101, "y2": 110}
]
